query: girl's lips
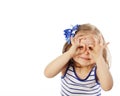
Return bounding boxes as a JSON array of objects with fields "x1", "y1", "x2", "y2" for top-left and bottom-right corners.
[{"x1": 80, "y1": 57, "x2": 91, "y2": 60}]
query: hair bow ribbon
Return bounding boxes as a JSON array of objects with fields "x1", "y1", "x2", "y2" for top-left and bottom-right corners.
[{"x1": 64, "y1": 24, "x2": 79, "y2": 44}]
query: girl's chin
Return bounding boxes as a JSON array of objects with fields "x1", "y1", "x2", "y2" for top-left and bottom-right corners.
[{"x1": 74, "y1": 60, "x2": 94, "y2": 67}]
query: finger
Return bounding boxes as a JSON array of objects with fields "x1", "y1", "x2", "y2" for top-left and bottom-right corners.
[
  {"x1": 89, "y1": 35, "x2": 98, "y2": 45},
  {"x1": 75, "y1": 35, "x2": 86, "y2": 42},
  {"x1": 99, "y1": 34, "x2": 104, "y2": 46},
  {"x1": 74, "y1": 34, "x2": 83, "y2": 39},
  {"x1": 70, "y1": 36, "x2": 74, "y2": 45},
  {"x1": 71, "y1": 36, "x2": 80, "y2": 46},
  {"x1": 73, "y1": 36, "x2": 82, "y2": 45},
  {"x1": 76, "y1": 38, "x2": 82, "y2": 47},
  {"x1": 104, "y1": 42, "x2": 109, "y2": 48},
  {"x1": 106, "y1": 42, "x2": 109, "y2": 45}
]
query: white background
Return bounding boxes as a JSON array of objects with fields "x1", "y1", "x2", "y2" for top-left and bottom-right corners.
[{"x1": 0, "y1": 0, "x2": 120, "y2": 96}]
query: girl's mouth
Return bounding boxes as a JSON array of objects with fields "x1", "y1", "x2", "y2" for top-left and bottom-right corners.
[{"x1": 80, "y1": 57, "x2": 91, "y2": 60}]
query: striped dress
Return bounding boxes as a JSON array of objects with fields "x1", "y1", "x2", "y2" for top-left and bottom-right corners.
[{"x1": 61, "y1": 64, "x2": 101, "y2": 96}]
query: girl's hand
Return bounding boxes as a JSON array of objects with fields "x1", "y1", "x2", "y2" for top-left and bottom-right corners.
[
  {"x1": 88, "y1": 34, "x2": 109, "y2": 62},
  {"x1": 68, "y1": 36, "x2": 85, "y2": 57}
]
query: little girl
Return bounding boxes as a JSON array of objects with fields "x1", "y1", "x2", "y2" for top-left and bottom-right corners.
[{"x1": 44, "y1": 23, "x2": 113, "y2": 96}]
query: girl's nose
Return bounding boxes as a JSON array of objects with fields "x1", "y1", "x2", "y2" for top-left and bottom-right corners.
[{"x1": 84, "y1": 46, "x2": 90, "y2": 55}]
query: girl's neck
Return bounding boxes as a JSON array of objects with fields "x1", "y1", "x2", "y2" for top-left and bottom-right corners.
[{"x1": 74, "y1": 64, "x2": 95, "y2": 79}]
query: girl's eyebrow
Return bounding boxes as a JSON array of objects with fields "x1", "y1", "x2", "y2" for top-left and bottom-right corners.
[{"x1": 75, "y1": 34, "x2": 85, "y2": 38}]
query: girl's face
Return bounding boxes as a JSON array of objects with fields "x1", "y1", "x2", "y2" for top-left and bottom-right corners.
[{"x1": 73, "y1": 33, "x2": 97, "y2": 67}]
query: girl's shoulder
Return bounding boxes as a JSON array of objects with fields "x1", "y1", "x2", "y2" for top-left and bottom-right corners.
[{"x1": 61, "y1": 63, "x2": 73, "y2": 76}]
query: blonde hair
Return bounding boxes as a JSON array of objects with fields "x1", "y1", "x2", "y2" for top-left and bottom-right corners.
[{"x1": 62, "y1": 23, "x2": 111, "y2": 67}]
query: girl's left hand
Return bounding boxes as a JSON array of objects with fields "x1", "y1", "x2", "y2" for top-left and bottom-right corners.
[{"x1": 88, "y1": 34, "x2": 109, "y2": 62}]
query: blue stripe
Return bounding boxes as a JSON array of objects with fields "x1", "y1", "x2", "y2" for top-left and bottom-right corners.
[
  {"x1": 68, "y1": 68, "x2": 73, "y2": 72},
  {"x1": 67, "y1": 72, "x2": 96, "y2": 82},
  {"x1": 62, "y1": 85, "x2": 101, "y2": 95},
  {"x1": 62, "y1": 80, "x2": 100, "y2": 92},
  {"x1": 65, "y1": 75, "x2": 97, "y2": 85},
  {"x1": 67, "y1": 72, "x2": 77, "y2": 79},
  {"x1": 62, "y1": 78, "x2": 100, "y2": 90},
  {"x1": 61, "y1": 89, "x2": 69, "y2": 96}
]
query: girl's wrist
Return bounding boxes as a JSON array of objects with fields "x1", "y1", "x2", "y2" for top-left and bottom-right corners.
[
  {"x1": 96, "y1": 56, "x2": 106, "y2": 66},
  {"x1": 66, "y1": 50, "x2": 74, "y2": 58}
]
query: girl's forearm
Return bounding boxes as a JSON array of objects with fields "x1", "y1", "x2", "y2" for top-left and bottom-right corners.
[
  {"x1": 44, "y1": 51, "x2": 72, "y2": 78},
  {"x1": 96, "y1": 57, "x2": 113, "y2": 91}
]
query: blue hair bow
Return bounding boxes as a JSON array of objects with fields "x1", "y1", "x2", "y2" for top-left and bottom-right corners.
[{"x1": 64, "y1": 24, "x2": 79, "y2": 44}]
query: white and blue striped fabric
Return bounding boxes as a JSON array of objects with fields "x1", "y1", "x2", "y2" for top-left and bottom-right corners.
[{"x1": 61, "y1": 64, "x2": 101, "y2": 96}]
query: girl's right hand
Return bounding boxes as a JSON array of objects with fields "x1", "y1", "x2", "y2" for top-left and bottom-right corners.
[{"x1": 68, "y1": 36, "x2": 85, "y2": 57}]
